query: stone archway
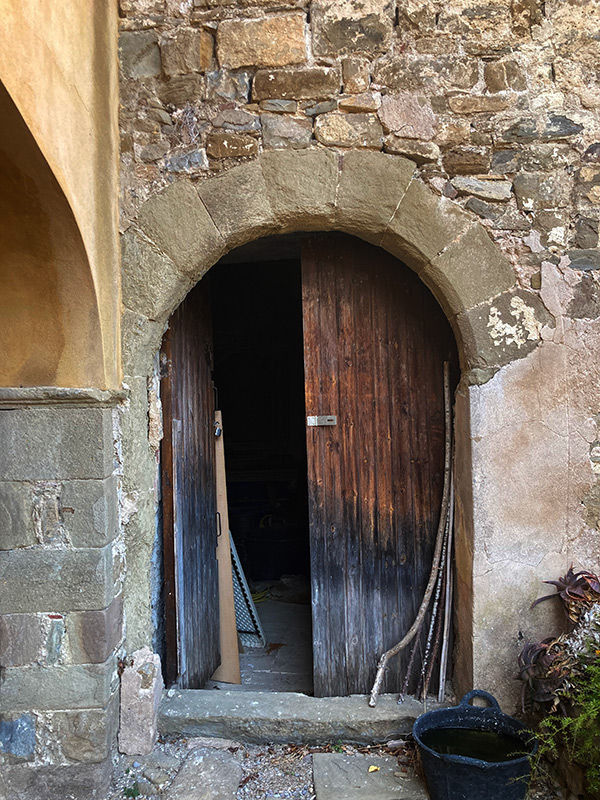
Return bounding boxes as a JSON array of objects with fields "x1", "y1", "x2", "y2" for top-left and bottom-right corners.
[{"x1": 120, "y1": 149, "x2": 552, "y2": 702}]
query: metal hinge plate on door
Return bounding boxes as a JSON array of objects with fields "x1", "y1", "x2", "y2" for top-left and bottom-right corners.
[{"x1": 307, "y1": 415, "x2": 337, "y2": 426}]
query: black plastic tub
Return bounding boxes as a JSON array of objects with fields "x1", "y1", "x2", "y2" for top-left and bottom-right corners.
[{"x1": 413, "y1": 690, "x2": 537, "y2": 800}]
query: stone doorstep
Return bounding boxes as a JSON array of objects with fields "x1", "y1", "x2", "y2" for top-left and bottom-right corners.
[{"x1": 159, "y1": 689, "x2": 438, "y2": 745}]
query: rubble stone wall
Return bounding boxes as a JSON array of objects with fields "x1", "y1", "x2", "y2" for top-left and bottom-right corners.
[{"x1": 117, "y1": 0, "x2": 600, "y2": 710}]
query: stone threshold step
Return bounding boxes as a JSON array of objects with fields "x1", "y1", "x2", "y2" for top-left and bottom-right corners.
[{"x1": 159, "y1": 689, "x2": 439, "y2": 745}]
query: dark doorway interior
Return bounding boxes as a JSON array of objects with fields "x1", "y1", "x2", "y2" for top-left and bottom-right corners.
[{"x1": 208, "y1": 257, "x2": 313, "y2": 693}]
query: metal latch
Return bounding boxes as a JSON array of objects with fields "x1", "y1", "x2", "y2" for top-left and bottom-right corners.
[{"x1": 307, "y1": 415, "x2": 337, "y2": 427}]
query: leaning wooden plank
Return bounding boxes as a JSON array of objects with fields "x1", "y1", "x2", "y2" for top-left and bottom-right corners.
[{"x1": 211, "y1": 410, "x2": 241, "y2": 685}]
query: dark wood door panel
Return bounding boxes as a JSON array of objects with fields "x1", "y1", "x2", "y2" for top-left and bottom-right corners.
[
  {"x1": 161, "y1": 279, "x2": 220, "y2": 688},
  {"x1": 302, "y1": 234, "x2": 455, "y2": 697}
]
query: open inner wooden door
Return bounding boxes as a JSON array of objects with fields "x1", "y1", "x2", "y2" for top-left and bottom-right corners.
[
  {"x1": 302, "y1": 234, "x2": 455, "y2": 697},
  {"x1": 160, "y1": 279, "x2": 221, "y2": 688}
]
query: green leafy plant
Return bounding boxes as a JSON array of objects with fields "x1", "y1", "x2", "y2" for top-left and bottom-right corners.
[
  {"x1": 123, "y1": 783, "x2": 140, "y2": 798},
  {"x1": 522, "y1": 566, "x2": 600, "y2": 798},
  {"x1": 534, "y1": 658, "x2": 600, "y2": 796}
]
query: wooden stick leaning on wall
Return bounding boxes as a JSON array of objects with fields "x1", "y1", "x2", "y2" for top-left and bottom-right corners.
[
  {"x1": 369, "y1": 361, "x2": 452, "y2": 708},
  {"x1": 211, "y1": 410, "x2": 241, "y2": 684}
]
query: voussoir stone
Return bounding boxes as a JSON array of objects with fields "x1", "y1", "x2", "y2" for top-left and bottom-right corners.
[
  {"x1": 456, "y1": 287, "x2": 554, "y2": 370},
  {"x1": 382, "y1": 179, "x2": 472, "y2": 271},
  {"x1": 260, "y1": 149, "x2": 338, "y2": 231},
  {"x1": 336, "y1": 150, "x2": 415, "y2": 237},
  {"x1": 197, "y1": 160, "x2": 274, "y2": 247},
  {"x1": 121, "y1": 230, "x2": 188, "y2": 320},
  {"x1": 136, "y1": 180, "x2": 225, "y2": 278},
  {"x1": 253, "y1": 67, "x2": 340, "y2": 101},
  {"x1": 314, "y1": 111, "x2": 383, "y2": 148},
  {"x1": 217, "y1": 13, "x2": 306, "y2": 69},
  {"x1": 312, "y1": 0, "x2": 394, "y2": 56},
  {"x1": 378, "y1": 93, "x2": 437, "y2": 140},
  {"x1": 422, "y1": 223, "x2": 516, "y2": 317}
]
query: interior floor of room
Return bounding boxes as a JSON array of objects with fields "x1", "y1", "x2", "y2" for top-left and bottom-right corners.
[{"x1": 205, "y1": 592, "x2": 313, "y2": 695}]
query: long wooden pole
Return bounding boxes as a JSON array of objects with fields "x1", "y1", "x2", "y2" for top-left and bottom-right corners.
[{"x1": 369, "y1": 361, "x2": 452, "y2": 707}]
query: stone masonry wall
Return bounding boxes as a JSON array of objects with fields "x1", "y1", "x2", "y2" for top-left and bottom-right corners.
[
  {"x1": 0, "y1": 395, "x2": 124, "y2": 800},
  {"x1": 118, "y1": 0, "x2": 600, "y2": 707}
]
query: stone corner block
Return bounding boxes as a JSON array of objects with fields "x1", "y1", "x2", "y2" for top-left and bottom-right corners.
[
  {"x1": 1, "y1": 658, "x2": 116, "y2": 712},
  {"x1": 455, "y1": 288, "x2": 554, "y2": 371},
  {"x1": 61, "y1": 475, "x2": 119, "y2": 549},
  {"x1": 0, "y1": 483, "x2": 37, "y2": 550},
  {"x1": 382, "y1": 179, "x2": 472, "y2": 272},
  {"x1": 51, "y1": 691, "x2": 119, "y2": 765},
  {"x1": 119, "y1": 647, "x2": 163, "y2": 756},
  {"x1": 121, "y1": 230, "x2": 189, "y2": 321},
  {"x1": 0, "y1": 758, "x2": 112, "y2": 800},
  {"x1": 136, "y1": 180, "x2": 225, "y2": 278},
  {"x1": 0, "y1": 545, "x2": 116, "y2": 614},
  {"x1": 336, "y1": 150, "x2": 415, "y2": 237},
  {"x1": 66, "y1": 594, "x2": 123, "y2": 665},
  {"x1": 421, "y1": 224, "x2": 517, "y2": 318},
  {"x1": 260, "y1": 149, "x2": 339, "y2": 232},
  {"x1": 0, "y1": 407, "x2": 114, "y2": 481},
  {"x1": 196, "y1": 160, "x2": 275, "y2": 249}
]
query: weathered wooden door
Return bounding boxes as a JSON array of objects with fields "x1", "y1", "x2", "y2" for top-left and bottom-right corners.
[
  {"x1": 302, "y1": 234, "x2": 454, "y2": 697},
  {"x1": 161, "y1": 279, "x2": 220, "y2": 688}
]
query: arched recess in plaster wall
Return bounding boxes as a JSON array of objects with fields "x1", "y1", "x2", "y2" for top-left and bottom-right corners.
[
  {"x1": 122, "y1": 149, "x2": 551, "y2": 383},
  {"x1": 0, "y1": 81, "x2": 103, "y2": 387}
]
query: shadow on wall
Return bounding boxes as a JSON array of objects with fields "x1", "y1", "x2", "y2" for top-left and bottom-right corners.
[{"x1": 0, "y1": 81, "x2": 103, "y2": 387}]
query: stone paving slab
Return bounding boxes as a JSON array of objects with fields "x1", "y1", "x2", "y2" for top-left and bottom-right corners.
[
  {"x1": 163, "y1": 747, "x2": 242, "y2": 800},
  {"x1": 313, "y1": 753, "x2": 429, "y2": 800},
  {"x1": 160, "y1": 690, "x2": 436, "y2": 744}
]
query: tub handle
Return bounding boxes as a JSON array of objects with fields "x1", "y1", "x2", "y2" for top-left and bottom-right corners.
[{"x1": 458, "y1": 690, "x2": 501, "y2": 710}]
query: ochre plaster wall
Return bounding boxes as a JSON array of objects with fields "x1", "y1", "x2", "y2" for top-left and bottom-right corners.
[{"x1": 0, "y1": 0, "x2": 121, "y2": 388}]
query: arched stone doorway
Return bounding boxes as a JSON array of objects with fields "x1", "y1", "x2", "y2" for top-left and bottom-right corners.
[
  {"x1": 160, "y1": 231, "x2": 459, "y2": 696},
  {"x1": 120, "y1": 149, "x2": 551, "y2": 703}
]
